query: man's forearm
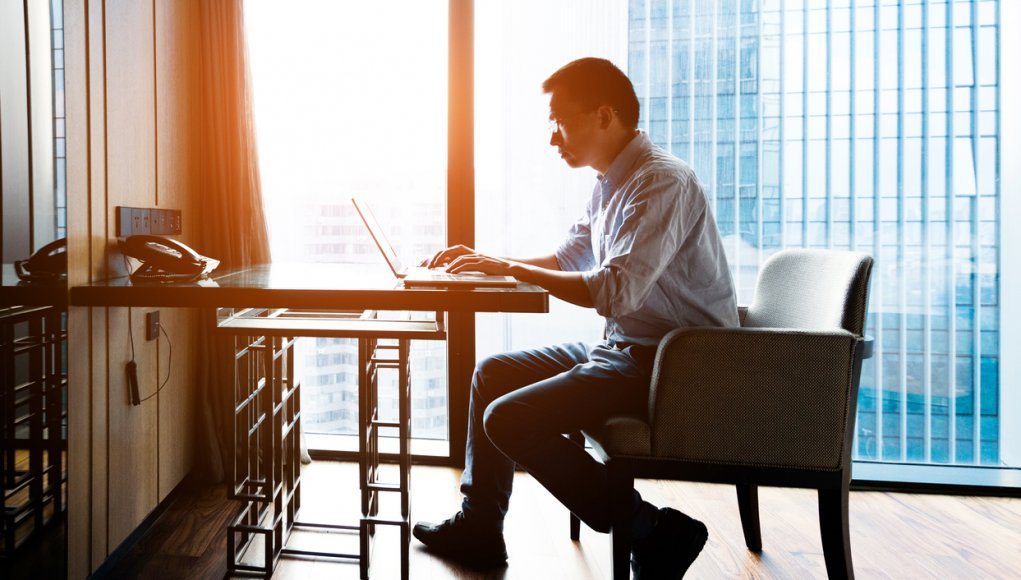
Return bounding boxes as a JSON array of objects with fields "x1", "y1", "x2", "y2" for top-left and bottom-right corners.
[
  {"x1": 507, "y1": 262, "x2": 594, "y2": 308},
  {"x1": 503, "y1": 254, "x2": 561, "y2": 271}
]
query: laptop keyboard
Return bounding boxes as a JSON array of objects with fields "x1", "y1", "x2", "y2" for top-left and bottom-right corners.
[{"x1": 430, "y1": 272, "x2": 467, "y2": 280}]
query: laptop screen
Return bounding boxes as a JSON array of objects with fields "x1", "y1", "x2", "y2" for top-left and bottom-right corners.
[{"x1": 351, "y1": 197, "x2": 406, "y2": 277}]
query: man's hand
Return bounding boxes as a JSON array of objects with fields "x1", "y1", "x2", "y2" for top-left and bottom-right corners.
[
  {"x1": 446, "y1": 253, "x2": 516, "y2": 276},
  {"x1": 420, "y1": 244, "x2": 517, "y2": 275},
  {"x1": 421, "y1": 244, "x2": 475, "y2": 269}
]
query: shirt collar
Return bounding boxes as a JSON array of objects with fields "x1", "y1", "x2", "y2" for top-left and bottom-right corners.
[{"x1": 597, "y1": 130, "x2": 649, "y2": 191}]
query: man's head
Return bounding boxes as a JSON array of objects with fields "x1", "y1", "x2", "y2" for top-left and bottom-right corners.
[{"x1": 542, "y1": 58, "x2": 640, "y2": 172}]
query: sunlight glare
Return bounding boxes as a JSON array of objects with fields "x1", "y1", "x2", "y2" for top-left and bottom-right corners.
[{"x1": 245, "y1": 0, "x2": 447, "y2": 218}]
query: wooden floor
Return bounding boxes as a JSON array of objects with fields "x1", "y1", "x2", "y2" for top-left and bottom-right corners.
[{"x1": 100, "y1": 461, "x2": 1021, "y2": 579}]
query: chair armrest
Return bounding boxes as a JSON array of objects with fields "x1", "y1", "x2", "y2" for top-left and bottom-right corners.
[{"x1": 648, "y1": 327, "x2": 863, "y2": 470}]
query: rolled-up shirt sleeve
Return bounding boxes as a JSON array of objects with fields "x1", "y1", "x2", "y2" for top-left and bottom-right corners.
[
  {"x1": 554, "y1": 207, "x2": 596, "y2": 272},
  {"x1": 582, "y1": 175, "x2": 696, "y2": 319}
]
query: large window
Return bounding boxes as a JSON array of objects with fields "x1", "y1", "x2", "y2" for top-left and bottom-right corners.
[
  {"x1": 245, "y1": 0, "x2": 450, "y2": 445},
  {"x1": 248, "y1": 0, "x2": 1017, "y2": 479}
]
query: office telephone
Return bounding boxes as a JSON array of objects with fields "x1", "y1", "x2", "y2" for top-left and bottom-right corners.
[
  {"x1": 118, "y1": 235, "x2": 219, "y2": 283},
  {"x1": 15, "y1": 238, "x2": 67, "y2": 282}
]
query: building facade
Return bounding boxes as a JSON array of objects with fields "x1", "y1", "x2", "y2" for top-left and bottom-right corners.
[{"x1": 629, "y1": 0, "x2": 1002, "y2": 465}]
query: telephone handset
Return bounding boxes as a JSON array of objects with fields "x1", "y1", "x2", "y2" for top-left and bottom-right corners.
[
  {"x1": 118, "y1": 235, "x2": 220, "y2": 283},
  {"x1": 15, "y1": 238, "x2": 67, "y2": 282}
]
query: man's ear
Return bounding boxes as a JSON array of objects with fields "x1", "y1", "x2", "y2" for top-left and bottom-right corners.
[{"x1": 597, "y1": 105, "x2": 616, "y2": 129}]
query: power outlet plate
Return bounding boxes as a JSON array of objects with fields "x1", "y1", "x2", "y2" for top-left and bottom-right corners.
[
  {"x1": 116, "y1": 207, "x2": 182, "y2": 236},
  {"x1": 146, "y1": 311, "x2": 160, "y2": 341}
]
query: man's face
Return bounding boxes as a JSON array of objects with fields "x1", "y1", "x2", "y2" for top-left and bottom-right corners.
[{"x1": 548, "y1": 91, "x2": 601, "y2": 169}]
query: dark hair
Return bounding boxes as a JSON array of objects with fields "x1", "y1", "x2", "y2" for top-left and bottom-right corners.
[{"x1": 542, "y1": 57, "x2": 640, "y2": 130}]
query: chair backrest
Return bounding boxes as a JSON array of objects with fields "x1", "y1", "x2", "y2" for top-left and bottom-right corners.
[{"x1": 743, "y1": 249, "x2": 873, "y2": 336}]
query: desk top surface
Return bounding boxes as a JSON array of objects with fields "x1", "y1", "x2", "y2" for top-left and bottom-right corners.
[
  {"x1": 70, "y1": 262, "x2": 548, "y2": 313},
  {"x1": 1, "y1": 264, "x2": 68, "y2": 307}
]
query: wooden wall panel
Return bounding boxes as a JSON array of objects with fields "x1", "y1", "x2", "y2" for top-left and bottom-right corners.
[
  {"x1": 154, "y1": 0, "x2": 198, "y2": 500},
  {"x1": 64, "y1": 0, "x2": 91, "y2": 576},
  {"x1": 64, "y1": 0, "x2": 203, "y2": 574},
  {"x1": 90, "y1": 312, "x2": 109, "y2": 566},
  {"x1": 87, "y1": 0, "x2": 109, "y2": 566},
  {"x1": 103, "y1": 0, "x2": 160, "y2": 550},
  {"x1": 87, "y1": 0, "x2": 106, "y2": 283},
  {"x1": 155, "y1": 309, "x2": 197, "y2": 500}
]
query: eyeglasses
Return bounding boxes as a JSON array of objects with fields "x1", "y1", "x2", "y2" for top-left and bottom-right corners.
[
  {"x1": 547, "y1": 108, "x2": 619, "y2": 134},
  {"x1": 547, "y1": 117, "x2": 568, "y2": 135},
  {"x1": 547, "y1": 110, "x2": 589, "y2": 134}
]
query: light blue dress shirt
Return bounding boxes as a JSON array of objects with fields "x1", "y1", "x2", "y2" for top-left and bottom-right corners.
[{"x1": 554, "y1": 131, "x2": 739, "y2": 347}]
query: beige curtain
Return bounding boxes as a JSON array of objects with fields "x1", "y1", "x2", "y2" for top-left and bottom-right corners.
[{"x1": 189, "y1": 0, "x2": 271, "y2": 482}]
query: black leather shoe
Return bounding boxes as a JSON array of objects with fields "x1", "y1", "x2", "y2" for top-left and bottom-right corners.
[
  {"x1": 631, "y1": 508, "x2": 708, "y2": 579},
  {"x1": 412, "y1": 511, "x2": 508, "y2": 568}
]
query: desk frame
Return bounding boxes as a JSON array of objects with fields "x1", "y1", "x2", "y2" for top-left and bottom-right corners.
[{"x1": 218, "y1": 308, "x2": 446, "y2": 579}]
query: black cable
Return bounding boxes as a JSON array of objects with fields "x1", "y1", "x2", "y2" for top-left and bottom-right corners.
[
  {"x1": 122, "y1": 255, "x2": 137, "y2": 363},
  {"x1": 127, "y1": 306, "x2": 136, "y2": 362},
  {"x1": 124, "y1": 256, "x2": 141, "y2": 405},
  {"x1": 137, "y1": 322, "x2": 172, "y2": 404},
  {"x1": 159, "y1": 322, "x2": 172, "y2": 389}
]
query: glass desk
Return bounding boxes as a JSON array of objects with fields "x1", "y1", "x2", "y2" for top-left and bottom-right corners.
[{"x1": 71, "y1": 262, "x2": 548, "y2": 578}]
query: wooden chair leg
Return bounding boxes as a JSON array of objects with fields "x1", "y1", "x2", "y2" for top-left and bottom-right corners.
[
  {"x1": 568, "y1": 432, "x2": 584, "y2": 541},
  {"x1": 818, "y1": 482, "x2": 854, "y2": 580},
  {"x1": 736, "y1": 483, "x2": 762, "y2": 552},
  {"x1": 608, "y1": 463, "x2": 633, "y2": 580},
  {"x1": 610, "y1": 524, "x2": 631, "y2": 580}
]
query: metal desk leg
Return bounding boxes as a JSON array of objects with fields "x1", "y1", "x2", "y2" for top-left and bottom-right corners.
[
  {"x1": 226, "y1": 335, "x2": 303, "y2": 578},
  {"x1": 358, "y1": 337, "x2": 412, "y2": 580}
]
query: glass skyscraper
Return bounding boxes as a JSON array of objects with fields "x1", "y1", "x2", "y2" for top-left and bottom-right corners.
[{"x1": 629, "y1": 0, "x2": 1002, "y2": 465}]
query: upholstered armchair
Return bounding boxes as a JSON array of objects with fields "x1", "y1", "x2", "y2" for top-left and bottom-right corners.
[{"x1": 570, "y1": 248, "x2": 874, "y2": 580}]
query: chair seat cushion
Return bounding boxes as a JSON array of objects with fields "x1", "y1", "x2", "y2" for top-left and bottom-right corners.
[{"x1": 583, "y1": 416, "x2": 652, "y2": 459}]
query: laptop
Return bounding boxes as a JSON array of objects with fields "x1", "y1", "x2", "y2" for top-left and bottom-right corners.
[{"x1": 352, "y1": 197, "x2": 518, "y2": 288}]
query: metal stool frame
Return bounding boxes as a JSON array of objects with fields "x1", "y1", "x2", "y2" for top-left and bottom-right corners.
[{"x1": 1, "y1": 305, "x2": 67, "y2": 560}]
